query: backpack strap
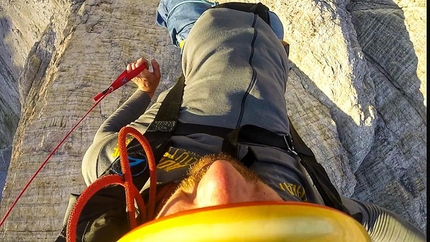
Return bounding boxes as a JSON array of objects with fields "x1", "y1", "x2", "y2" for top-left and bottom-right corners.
[
  {"x1": 287, "y1": 118, "x2": 351, "y2": 214},
  {"x1": 175, "y1": 120, "x2": 352, "y2": 215},
  {"x1": 221, "y1": 123, "x2": 351, "y2": 215},
  {"x1": 101, "y1": 75, "x2": 185, "y2": 190},
  {"x1": 141, "y1": 74, "x2": 186, "y2": 162}
]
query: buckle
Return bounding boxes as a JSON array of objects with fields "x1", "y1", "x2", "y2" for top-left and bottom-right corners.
[{"x1": 283, "y1": 133, "x2": 298, "y2": 156}]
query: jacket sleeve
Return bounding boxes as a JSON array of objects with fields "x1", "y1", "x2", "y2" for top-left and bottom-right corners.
[
  {"x1": 341, "y1": 197, "x2": 426, "y2": 241},
  {"x1": 81, "y1": 90, "x2": 152, "y2": 185},
  {"x1": 94, "y1": 89, "x2": 152, "y2": 141}
]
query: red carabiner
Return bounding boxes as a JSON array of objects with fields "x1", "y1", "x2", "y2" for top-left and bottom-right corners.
[{"x1": 93, "y1": 63, "x2": 147, "y2": 101}]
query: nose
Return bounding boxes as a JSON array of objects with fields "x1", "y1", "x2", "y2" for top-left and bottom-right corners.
[{"x1": 195, "y1": 160, "x2": 255, "y2": 207}]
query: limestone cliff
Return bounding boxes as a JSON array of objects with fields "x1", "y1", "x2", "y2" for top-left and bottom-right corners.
[{"x1": 0, "y1": 0, "x2": 426, "y2": 240}]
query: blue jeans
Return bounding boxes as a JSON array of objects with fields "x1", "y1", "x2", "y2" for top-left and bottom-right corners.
[{"x1": 156, "y1": 0, "x2": 284, "y2": 48}]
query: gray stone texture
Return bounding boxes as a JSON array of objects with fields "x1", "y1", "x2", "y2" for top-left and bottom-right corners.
[{"x1": 0, "y1": 0, "x2": 426, "y2": 240}]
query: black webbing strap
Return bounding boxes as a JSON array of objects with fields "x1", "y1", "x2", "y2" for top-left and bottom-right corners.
[
  {"x1": 287, "y1": 118, "x2": 351, "y2": 214},
  {"x1": 174, "y1": 119, "x2": 350, "y2": 214},
  {"x1": 142, "y1": 74, "x2": 186, "y2": 161},
  {"x1": 220, "y1": 122, "x2": 350, "y2": 214},
  {"x1": 102, "y1": 75, "x2": 185, "y2": 190},
  {"x1": 174, "y1": 122, "x2": 233, "y2": 137},
  {"x1": 129, "y1": 74, "x2": 185, "y2": 161}
]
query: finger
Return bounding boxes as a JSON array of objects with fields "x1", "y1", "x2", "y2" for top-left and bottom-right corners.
[
  {"x1": 126, "y1": 63, "x2": 132, "y2": 72},
  {"x1": 136, "y1": 57, "x2": 149, "y2": 69},
  {"x1": 151, "y1": 59, "x2": 161, "y2": 80},
  {"x1": 142, "y1": 69, "x2": 151, "y2": 77}
]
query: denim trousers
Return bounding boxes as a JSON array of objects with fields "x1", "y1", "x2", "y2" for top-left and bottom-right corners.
[{"x1": 156, "y1": 0, "x2": 284, "y2": 48}]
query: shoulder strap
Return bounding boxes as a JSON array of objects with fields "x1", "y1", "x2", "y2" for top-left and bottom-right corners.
[
  {"x1": 220, "y1": 121, "x2": 351, "y2": 214},
  {"x1": 142, "y1": 74, "x2": 185, "y2": 160},
  {"x1": 102, "y1": 75, "x2": 186, "y2": 190},
  {"x1": 287, "y1": 118, "x2": 351, "y2": 214}
]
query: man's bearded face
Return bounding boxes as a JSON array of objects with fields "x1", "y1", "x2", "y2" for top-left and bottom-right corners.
[{"x1": 156, "y1": 153, "x2": 283, "y2": 218}]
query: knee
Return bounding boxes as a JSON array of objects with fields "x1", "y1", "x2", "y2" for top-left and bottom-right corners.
[{"x1": 269, "y1": 11, "x2": 284, "y2": 39}]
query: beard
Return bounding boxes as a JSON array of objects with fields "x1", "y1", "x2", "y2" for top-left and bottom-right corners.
[{"x1": 154, "y1": 153, "x2": 266, "y2": 218}]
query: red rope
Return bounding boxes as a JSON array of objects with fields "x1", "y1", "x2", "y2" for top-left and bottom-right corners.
[
  {"x1": 118, "y1": 126, "x2": 158, "y2": 221},
  {"x1": 0, "y1": 66, "x2": 152, "y2": 230},
  {"x1": 0, "y1": 93, "x2": 107, "y2": 228},
  {"x1": 66, "y1": 126, "x2": 158, "y2": 241}
]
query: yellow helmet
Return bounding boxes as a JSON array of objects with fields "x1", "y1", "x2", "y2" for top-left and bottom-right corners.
[{"x1": 119, "y1": 201, "x2": 370, "y2": 241}]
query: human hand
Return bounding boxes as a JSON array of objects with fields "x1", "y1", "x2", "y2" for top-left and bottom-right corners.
[{"x1": 126, "y1": 57, "x2": 161, "y2": 98}]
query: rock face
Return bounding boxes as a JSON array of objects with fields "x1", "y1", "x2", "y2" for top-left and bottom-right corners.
[
  {"x1": 0, "y1": 7, "x2": 20, "y2": 200},
  {"x1": 0, "y1": 0, "x2": 426, "y2": 240}
]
